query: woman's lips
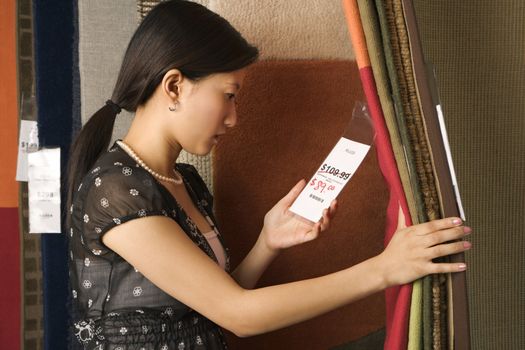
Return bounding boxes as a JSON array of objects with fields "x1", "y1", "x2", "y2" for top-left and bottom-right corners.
[{"x1": 213, "y1": 133, "x2": 225, "y2": 142}]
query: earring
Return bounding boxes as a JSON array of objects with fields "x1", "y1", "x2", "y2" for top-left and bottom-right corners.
[{"x1": 169, "y1": 102, "x2": 179, "y2": 112}]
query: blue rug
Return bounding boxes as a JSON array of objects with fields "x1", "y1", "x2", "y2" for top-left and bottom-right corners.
[{"x1": 33, "y1": 1, "x2": 78, "y2": 349}]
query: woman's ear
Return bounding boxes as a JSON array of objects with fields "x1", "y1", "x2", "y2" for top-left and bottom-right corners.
[{"x1": 161, "y1": 68, "x2": 184, "y2": 101}]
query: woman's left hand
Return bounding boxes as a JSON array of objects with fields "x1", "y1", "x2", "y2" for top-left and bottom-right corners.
[{"x1": 260, "y1": 179, "x2": 338, "y2": 253}]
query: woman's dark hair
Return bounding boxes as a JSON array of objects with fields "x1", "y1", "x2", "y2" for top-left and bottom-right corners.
[{"x1": 66, "y1": 0, "x2": 259, "y2": 213}]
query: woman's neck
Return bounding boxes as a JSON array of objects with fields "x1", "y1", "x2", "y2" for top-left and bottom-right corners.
[{"x1": 123, "y1": 107, "x2": 182, "y2": 177}]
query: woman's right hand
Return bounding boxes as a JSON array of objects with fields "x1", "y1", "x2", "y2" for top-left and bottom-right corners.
[{"x1": 377, "y1": 207, "x2": 472, "y2": 287}]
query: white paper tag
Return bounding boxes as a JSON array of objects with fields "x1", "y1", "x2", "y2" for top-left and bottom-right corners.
[
  {"x1": 28, "y1": 148, "x2": 61, "y2": 234},
  {"x1": 289, "y1": 138, "x2": 371, "y2": 222},
  {"x1": 16, "y1": 120, "x2": 39, "y2": 182}
]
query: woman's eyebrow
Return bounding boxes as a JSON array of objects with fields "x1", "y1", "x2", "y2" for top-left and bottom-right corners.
[{"x1": 226, "y1": 82, "x2": 240, "y2": 89}]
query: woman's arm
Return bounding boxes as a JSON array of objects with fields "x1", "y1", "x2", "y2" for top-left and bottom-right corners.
[
  {"x1": 103, "y1": 213, "x2": 470, "y2": 338},
  {"x1": 230, "y1": 232, "x2": 279, "y2": 289},
  {"x1": 231, "y1": 180, "x2": 337, "y2": 289}
]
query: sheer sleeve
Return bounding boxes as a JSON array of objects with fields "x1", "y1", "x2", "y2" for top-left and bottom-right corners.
[
  {"x1": 80, "y1": 165, "x2": 169, "y2": 256},
  {"x1": 177, "y1": 164, "x2": 214, "y2": 212}
]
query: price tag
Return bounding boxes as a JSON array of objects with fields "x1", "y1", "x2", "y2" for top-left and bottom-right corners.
[
  {"x1": 16, "y1": 120, "x2": 39, "y2": 182},
  {"x1": 28, "y1": 148, "x2": 61, "y2": 234},
  {"x1": 289, "y1": 137, "x2": 370, "y2": 222}
]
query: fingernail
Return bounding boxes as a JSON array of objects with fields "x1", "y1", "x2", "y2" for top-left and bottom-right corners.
[
  {"x1": 463, "y1": 226, "x2": 472, "y2": 234},
  {"x1": 458, "y1": 263, "x2": 467, "y2": 271},
  {"x1": 452, "y1": 218, "x2": 462, "y2": 225},
  {"x1": 463, "y1": 241, "x2": 472, "y2": 249}
]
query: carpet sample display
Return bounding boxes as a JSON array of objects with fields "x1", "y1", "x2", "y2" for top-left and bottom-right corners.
[
  {"x1": 214, "y1": 60, "x2": 388, "y2": 349},
  {"x1": 422, "y1": 273, "x2": 432, "y2": 349},
  {"x1": 413, "y1": 1, "x2": 525, "y2": 349},
  {"x1": 0, "y1": 0, "x2": 19, "y2": 208},
  {"x1": 383, "y1": 0, "x2": 438, "y2": 348},
  {"x1": 407, "y1": 279, "x2": 423, "y2": 349},
  {"x1": 374, "y1": 1, "x2": 430, "y2": 348},
  {"x1": 352, "y1": 8, "x2": 431, "y2": 346},
  {"x1": 33, "y1": 0, "x2": 76, "y2": 349},
  {"x1": 72, "y1": 0, "x2": 82, "y2": 135},
  {"x1": 384, "y1": 0, "x2": 452, "y2": 348},
  {"x1": 0, "y1": 0, "x2": 21, "y2": 348},
  {"x1": 384, "y1": 0, "x2": 440, "y2": 222},
  {"x1": 79, "y1": 0, "x2": 137, "y2": 126},
  {"x1": 344, "y1": 0, "x2": 474, "y2": 348},
  {"x1": 357, "y1": 0, "x2": 420, "y2": 227},
  {"x1": 0, "y1": 209, "x2": 21, "y2": 349},
  {"x1": 359, "y1": 1, "x2": 428, "y2": 348},
  {"x1": 374, "y1": 0, "x2": 426, "y2": 227},
  {"x1": 342, "y1": 1, "x2": 417, "y2": 348},
  {"x1": 210, "y1": 0, "x2": 354, "y2": 60},
  {"x1": 401, "y1": 1, "x2": 471, "y2": 348},
  {"x1": 355, "y1": 0, "x2": 476, "y2": 348}
]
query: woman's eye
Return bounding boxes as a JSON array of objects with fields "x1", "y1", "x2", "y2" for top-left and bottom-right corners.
[{"x1": 226, "y1": 93, "x2": 236, "y2": 100}]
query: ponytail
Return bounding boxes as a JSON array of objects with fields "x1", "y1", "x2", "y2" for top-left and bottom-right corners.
[{"x1": 66, "y1": 102, "x2": 119, "y2": 214}]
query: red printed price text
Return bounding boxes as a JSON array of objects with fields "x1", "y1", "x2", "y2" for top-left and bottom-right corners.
[{"x1": 309, "y1": 178, "x2": 336, "y2": 193}]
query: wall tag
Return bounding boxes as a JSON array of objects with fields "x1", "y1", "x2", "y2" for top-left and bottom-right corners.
[
  {"x1": 28, "y1": 148, "x2": 61, "y2": 234},
  {"x1": 16, "y1": 120, "x2": 39, "y2": 182}
]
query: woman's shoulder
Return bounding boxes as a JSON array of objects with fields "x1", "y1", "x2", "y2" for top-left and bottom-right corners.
[
  {"x1": 79, "y1": 143, "x2": 156, "y2": 194},
  {"x1": 74, "y1": 144, "x2": 170, "y2": 231},
  {"x1": 94, "y1": 141, "x2": 138, "y2": 173}
]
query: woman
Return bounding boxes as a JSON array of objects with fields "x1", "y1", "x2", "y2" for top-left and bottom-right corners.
[{"x1": 67, "y1": 1, "x2": 471, "y2": 349}]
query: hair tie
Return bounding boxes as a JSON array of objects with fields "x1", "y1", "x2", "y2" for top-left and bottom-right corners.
[{"x1": 105, "y1": 100, "x2": 122, "y2": 114}]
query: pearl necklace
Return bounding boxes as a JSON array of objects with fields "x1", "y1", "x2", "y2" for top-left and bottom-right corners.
[{"x1": 116, "y1": 140, "x2": 183, "y2": 184}]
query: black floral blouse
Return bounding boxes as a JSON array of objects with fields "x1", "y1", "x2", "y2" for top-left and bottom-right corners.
[{"x1": 68, "y1": 141, "x2": 230, "y2": 350}]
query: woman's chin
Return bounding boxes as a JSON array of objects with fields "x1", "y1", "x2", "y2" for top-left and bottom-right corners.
[
  {"x1": 185, "y1": 146, "x2": 214, "y2": 157},
  {"x1": 181, "y1": 138, "x2": 218, "y2": 157}
]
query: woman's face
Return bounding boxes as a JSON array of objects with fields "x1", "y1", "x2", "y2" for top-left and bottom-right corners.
[{"x1": 173, "y1": 68, "x2": 247, "y2": 155}]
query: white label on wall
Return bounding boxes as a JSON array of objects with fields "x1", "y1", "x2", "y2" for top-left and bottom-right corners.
[
  {"x1": 289, "y1": 137, "x2": 370, "y2": 222},
  {"x1": 28, "y1": 148, "x2": 61, "y2": 234},
  {"x1": 16, "y1": 120, "x2": 39, "y2": 182}
]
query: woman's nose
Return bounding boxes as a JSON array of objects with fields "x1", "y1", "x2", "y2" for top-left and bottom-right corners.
[{"x1": 224, "y1": 106, "x2": 238, "y2": 128}]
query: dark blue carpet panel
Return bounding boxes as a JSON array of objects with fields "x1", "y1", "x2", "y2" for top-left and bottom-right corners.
[{"x1": 33, "y1": 1, "x2": 79, "y2": 349}]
